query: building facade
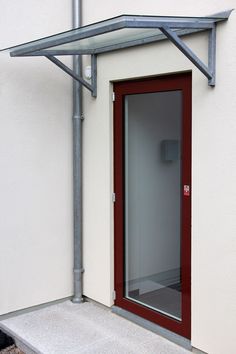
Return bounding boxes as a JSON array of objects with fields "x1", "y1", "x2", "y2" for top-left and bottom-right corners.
[{"x1": 1, "y1": 1, "x2": 236, "y2": 353}]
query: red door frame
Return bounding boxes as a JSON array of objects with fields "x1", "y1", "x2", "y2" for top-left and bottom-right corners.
[{"x1": 113, "y1": 73, "x2": 192, "y2": 339}]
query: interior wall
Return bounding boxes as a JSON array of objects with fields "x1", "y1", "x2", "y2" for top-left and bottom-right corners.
[
  {"x1": 125, "y1": 92, "x2": 181, "y2": 280},
  {"x1": 0, "y1": 0, "x2": 73, "y2": 314},
  {"x1": 82, "y1": 2, "x2": 236, "y2": 354}
]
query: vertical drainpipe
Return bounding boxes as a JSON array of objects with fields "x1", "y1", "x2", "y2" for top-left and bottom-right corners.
[{"x1": 72, "y1": 0, "x2": 84, "y2": 303}]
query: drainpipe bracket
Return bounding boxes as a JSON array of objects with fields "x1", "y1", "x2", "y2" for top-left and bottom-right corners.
[
  {"x1": 73, "y1": 114, "x2": 84, "y2": 120},
  {"x1": 74, "y1": 268, "x2": 85, "y2": 274}
]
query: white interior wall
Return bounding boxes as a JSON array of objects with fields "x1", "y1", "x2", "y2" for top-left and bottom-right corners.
[
  {"x1": 82, "y1": 2, "x2": 236, "y2": 354},
  {"x1": 0, "y1": 0, "x2": 73, "y2": 314}
]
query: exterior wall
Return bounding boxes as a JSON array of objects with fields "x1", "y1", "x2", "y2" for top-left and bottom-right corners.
[
  {"x1": 82, "y1": 1, "x2": 236, "y2": 354},
  {"x1": 0, "y1": 1, "x2": 235, "y2": 354},
  {"x1": 0, "y1": 1, "x2": 73, "y2": 314}
]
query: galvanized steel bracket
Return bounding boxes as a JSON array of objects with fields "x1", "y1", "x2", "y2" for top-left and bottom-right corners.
[
  {"x1": 160, "y1": 25, "x2": 216, "y2": 86},
  {"x1": 46, "y1": 54, "x2": 97, "y2": 97}
]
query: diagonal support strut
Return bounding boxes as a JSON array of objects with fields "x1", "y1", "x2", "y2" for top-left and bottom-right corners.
[
  {"x1": 46, "y1": 55, "x2": 97, "y2": 97},
  {"x1": 160, "y1": 26, "x2": 216, "y2": 86}
]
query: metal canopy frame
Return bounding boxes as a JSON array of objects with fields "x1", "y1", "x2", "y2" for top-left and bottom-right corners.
[{"x1": 4, "y1": 10, "x2": 233, "y2": 95}]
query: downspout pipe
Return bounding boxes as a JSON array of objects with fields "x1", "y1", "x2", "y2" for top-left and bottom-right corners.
[{"x1": 72, "y1": 0, "x2": 84, "y2": 303}]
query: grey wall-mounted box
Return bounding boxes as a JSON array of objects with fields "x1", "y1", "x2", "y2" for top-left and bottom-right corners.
[{"x1": 161, "y1": 140, "x2": 180, "y2": 162}]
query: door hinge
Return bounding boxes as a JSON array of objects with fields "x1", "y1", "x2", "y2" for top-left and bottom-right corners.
[
  {"x1": 112, "y1": 193, "x2": 116, "y2": 202},
  {"x1": 112, "y1": 92, "x2": 115, "y2": 102},
  {"x1": 112, "y1": 290, "x2": 116, "y2": 301}
]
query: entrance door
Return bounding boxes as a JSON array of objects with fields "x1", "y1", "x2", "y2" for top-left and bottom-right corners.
[{"x1": 114, "y1": 74, "x2": 191, "y2": 338}]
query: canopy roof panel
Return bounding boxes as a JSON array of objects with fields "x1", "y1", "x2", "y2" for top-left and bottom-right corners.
[
  {"x1": 1, "y1": 10, "x2": 232, "y2": 57},
  {"x1": 1, "y1": 10, "x2": 232, "y2": 94}
]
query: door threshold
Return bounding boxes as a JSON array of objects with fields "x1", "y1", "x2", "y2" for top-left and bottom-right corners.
[{"x1": 112, "y1": 305, "x2": 191, "y2": 351}]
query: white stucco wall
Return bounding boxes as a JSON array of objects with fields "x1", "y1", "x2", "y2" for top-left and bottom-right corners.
[
  {"x1": 82, "y1": 1, "x2": 236, "y2": 354},
  {"x1": 0, "y1": 1, "x2": 235, "y2": 353},
  {"x1": 0, "y1": 1, "x2": 73, "y2": 314}
]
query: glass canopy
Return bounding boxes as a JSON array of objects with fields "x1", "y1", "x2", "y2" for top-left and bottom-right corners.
[
  {"x1": 1, "y1": 11, "x2": 231, "y2": 57},
  {"x1": 1, "y1": 10, "x2": 232, "y2": 94}
]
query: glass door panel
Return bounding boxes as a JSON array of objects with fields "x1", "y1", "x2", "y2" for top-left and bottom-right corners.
[{"x1": 124, "y1": 91, "x2": 182, "y2": 320}]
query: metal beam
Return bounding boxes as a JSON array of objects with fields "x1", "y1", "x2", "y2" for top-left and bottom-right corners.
[
  {"x1": 160, "y1": 26, "x2": 213, "y2": 83},
  {"x1": 208, "y1": 24, "x2": 216, "y2": 86},
  {"x1": 91, "y1": 54, "x2": 97, "y2": 98},
  {"x1": 45, "y1": 55, "x2": 96, "y2": 95},
  {"x1": 125, "y1": 19, "x2": 214, "y2": 30}
]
